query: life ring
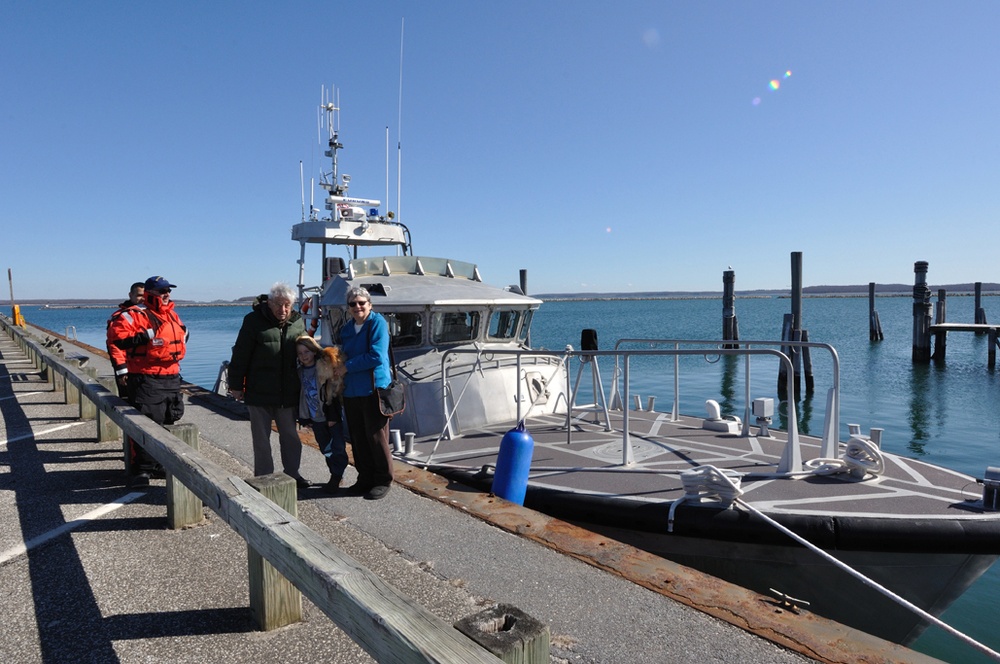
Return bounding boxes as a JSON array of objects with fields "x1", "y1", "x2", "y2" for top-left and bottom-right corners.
[{"x1": 300, "y1": 298, "x2": 311, "y2": 314}]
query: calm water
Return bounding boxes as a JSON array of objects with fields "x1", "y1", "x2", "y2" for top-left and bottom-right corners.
[{"x1": 20, "y1": 296, "x2": 1000, "y2": 662}]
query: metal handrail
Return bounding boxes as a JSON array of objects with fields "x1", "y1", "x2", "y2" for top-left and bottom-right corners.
[
  {"x1": 440, "y1": 344, "x2": 809, "y2": 474},
  {"x1": 611, "y1": 338, "x2": 841, "y2": 459}
]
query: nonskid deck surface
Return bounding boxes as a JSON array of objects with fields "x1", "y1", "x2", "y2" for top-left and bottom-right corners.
[{"x1": 406, "y1": 410, "x2": 990, "y2": 521}]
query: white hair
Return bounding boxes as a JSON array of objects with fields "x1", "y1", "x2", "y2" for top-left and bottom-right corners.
[{"x1": 269, "y1": 282, "x2": 296, "y2": 302}]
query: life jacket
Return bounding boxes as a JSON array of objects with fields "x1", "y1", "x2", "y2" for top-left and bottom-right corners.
[{"x1": 108, "y1": 301, "x2": 187, "y2": 376}]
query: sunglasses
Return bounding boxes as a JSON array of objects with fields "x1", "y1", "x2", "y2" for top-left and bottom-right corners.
[
  {"x1": 151, "y1": 288, "x2": 171, "y2": 295},
  {"x1": 348, "y1": 300, "x2": 369, "y2": 308}
]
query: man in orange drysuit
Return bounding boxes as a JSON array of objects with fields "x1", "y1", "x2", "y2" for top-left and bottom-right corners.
[{"x1": 107, "y1": 275, "x2": 188, "y2": 485}]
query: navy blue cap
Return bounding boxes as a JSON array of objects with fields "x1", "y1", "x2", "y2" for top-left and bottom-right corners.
[{"x1": 144, "y1": 276, "x2": 177, "y2": 291}]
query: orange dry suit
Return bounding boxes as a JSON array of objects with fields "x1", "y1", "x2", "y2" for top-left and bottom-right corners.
[{"x1": 107, "y1": 298, "x2": 188, "y2": 378}]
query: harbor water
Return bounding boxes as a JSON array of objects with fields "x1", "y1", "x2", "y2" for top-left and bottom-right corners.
[{"x1": 19, "y1": 295, "x2": 1000, "y2": 662}]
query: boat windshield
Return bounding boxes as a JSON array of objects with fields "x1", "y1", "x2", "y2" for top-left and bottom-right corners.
[
  {"x1": 487, "y1": 309, "x2": 524, "y2": 341},
  {"x1": 431, "y1": 310, "x2": 481, "y2": 344},
  {"x1": 386, "y1": 312, "x2": 423, "y2": 348}
]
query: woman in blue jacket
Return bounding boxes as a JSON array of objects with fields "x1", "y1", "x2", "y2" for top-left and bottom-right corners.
[{"x1": 339, "y1": 286, "x2": 394, "y2": 500}]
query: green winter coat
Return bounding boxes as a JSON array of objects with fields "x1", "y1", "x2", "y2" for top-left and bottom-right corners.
[{"x1": 228, "y1": 300, "x2": 306, "y2": 408}]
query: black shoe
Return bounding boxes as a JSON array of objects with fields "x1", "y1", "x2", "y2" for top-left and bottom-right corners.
[
  {"x1": 129, "y1": 472, "x2": 151, "y2": 487},
  {"x1": 323, "y1": 477, "x2": 343, "y2": 495},
  {"x1": 364, "y1": 485, "x2": 390, "y2": 500},
  {"x1": 293, "y1": 476, "x2": 312, "y2": 490},
  {"x1": 344, "y1": 482, "x2": 373, "y2": 496}
]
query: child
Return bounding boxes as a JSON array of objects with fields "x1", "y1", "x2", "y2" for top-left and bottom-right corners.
[{"x1": 295, "y1": 335, "x2": 348, "y2": 494}]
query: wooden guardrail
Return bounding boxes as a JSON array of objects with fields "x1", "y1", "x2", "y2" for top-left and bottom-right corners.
[{"x1": 1, "y1": 316, "x2": 520, "y2": 664}]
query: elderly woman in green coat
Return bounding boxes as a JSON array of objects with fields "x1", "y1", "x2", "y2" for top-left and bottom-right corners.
[{"x1": 228, "y1": 282, "x2": 310, "y2": 487}]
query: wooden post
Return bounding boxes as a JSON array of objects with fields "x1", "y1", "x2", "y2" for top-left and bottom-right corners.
[
  {"x1": 455, "y1": 604, "x2": 550, "y2": 664},
  {"x1": 96, "y1": 376, "x2": 121, "y2": 442},
  {"x1": 247, "y1": 473, "x2": 302, "y2": 630},
  {"x1": 164, "y1": 423, "x2": 203, "y2": 529},
  {"x1": 79, "y1": 366, "x2": 98, "y2": 420},
  {"x1": 912, "y1": 261, "x2": 932, "y2": 362},
  {"x1": 933, "y1": 289, "x2": 947, "y2": 360},
  {"x1": 869, "y1": 282, "x2": 884, "y2": 341},
  {"x1": 975, "y1": 282, "x2": 988, "y2": 328},
  {"x1": 989, "y1": 328, "x2": 997, "y2": 370},
  {"x1": 779, "y1": 252, "x2": 804, "y2": 397},
  {"x1": 722, "y1": 269, "x2": 738, "y2": 349}
]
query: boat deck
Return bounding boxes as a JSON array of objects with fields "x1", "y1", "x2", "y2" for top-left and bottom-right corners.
[{"x1": 408, "y1": 409, "x2": 994, "y2": 531}]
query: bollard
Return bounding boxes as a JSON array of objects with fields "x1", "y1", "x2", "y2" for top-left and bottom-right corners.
[
  {"x1": 246, "y1": 473, "x2": 302, "y2": 630},
  {"x1": 96, "y1": 376, "x2": 121, "y2": 442},
  {"x1": 455, "y1": 604, "x2": 550, "y2": 664},
  {"x1": 164, "y1": 423, "x2": 203, "y2": 529},
  {"x1": 390, "y1": 429, "x2": 402, "y2": 454},
  {"x1": 404, "y1": 432, "x2": 415, "y2": 456}
]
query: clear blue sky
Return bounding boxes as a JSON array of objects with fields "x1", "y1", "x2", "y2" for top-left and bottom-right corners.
[{"x1": 3, "y1": 1, "x2": 999, "y2": 302}]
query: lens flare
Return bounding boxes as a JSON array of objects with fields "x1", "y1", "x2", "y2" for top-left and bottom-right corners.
[{"x1": 769, "y1": 80, "x2": 780, "y2": 91}]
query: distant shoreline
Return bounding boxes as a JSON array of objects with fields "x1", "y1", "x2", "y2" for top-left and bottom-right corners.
[{"x1": 4, "y1": 285, "x2": 999, "y2": 308}]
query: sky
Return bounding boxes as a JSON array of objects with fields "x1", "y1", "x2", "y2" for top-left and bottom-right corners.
[{"x1": 3, "y1": 1, "x2": 999, "y2": 302}]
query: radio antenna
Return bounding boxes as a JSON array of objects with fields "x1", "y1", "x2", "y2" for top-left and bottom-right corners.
[
  {"x1": 300, "y1": 161, "x2": 306, "y2": 222},
  {"x1": 396, "y1": 18, "x2": 404, "y2": 229}
]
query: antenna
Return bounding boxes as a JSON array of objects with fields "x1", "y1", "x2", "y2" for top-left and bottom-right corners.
[
  {"x1": 396, "y1": 18, "x2": 404, "y2": 230},
  {"x1": 300, "y1": 161, "x2": 306, "y2": 222},
  {"x1": 385, "y1": 126, "x2": 390, "y2": 216}
]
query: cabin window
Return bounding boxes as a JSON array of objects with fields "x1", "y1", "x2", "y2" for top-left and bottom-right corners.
[
  {"x1": 487, "y1": 309, "x2": 522, "y2": 341},
  {"x1": 386, "y1": 312, "x2": 423, "y2": 348},
  {"x1": 431, "y1": 311, "x2": 481, "y2": 344},
  {"x1": 518, "y1": 309, "x2": 534, "y2": 343}
]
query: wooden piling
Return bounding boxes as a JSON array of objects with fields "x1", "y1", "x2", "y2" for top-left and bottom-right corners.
[
  {"x1": 165, "y1": 423, "x2": 203, "y2": 529},
  {"x1": 778, "y1": 252, "x2": 811, "y2": 397},
  {"x1": 990, "y1": 328, "x2": 998, "y2": 369},
  {"x1": 869, "y1": 283, "x2": 884, "y2": 341},
  {"x1": 975, "y1": 282, "x2": 988, "y2": 329},
  {"x1": 247, "y1": 473, "x2": 303, "y2": 630},
  {"x1": 722, "y1": 269, "x2": 739, "y2": 349},
  {"x1": 912, "y1": 261, "x2": 932, "y2": 363},
  {"x1": 933, "y1": 289, "x2": 947, "y2": 360}
]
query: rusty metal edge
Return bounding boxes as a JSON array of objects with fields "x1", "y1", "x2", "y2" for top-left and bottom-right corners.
[{"x1": 393, "y1": 464, "x2": 944, "y2": 664}]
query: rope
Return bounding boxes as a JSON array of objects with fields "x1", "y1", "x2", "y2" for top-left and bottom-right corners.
[
  {"x1": 671, "y1": 464, "x2": 1000, "y2": 661},
  {"x1": 668, "y1": 465, "x2": 743, "y2": 533},
  {"x1": 804, "y1": 436, "x2": 885, "y2": 478}
]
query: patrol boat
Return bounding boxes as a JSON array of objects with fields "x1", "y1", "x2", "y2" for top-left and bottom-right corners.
[
  {"x1": 286, "y1": 95, "x2": 1000, "y2": 652},
  {"x1": 290, "y1": 94, "x2": 569, "y2": 439}
]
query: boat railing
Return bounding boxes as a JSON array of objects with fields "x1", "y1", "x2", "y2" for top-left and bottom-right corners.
[
  {"x1": 439, "y1": 344, "x2": 810, "y2": 474},
  {"x1": 611, "y1": 338, "x2": 841, "y2": 460}
]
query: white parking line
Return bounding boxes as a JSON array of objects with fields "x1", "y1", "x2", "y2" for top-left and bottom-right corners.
[
  {"x1": 0, "y1": 421, "x2": 91, "y2": 448},
  {"x1": 0, "y1": 492, "x2": 146, "y2": 565},
  {"x1": 0, "y1": 391, "x2": 45, "y2": 402}
]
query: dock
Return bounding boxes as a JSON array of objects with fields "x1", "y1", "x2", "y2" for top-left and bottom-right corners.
[{"x1": 0, "y1": 317, "x2": 940, "y2": 663}]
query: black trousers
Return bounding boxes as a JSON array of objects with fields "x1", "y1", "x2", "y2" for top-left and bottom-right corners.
[{"x1": 343, "y1": 393, "x2": 393, "y2": 488}]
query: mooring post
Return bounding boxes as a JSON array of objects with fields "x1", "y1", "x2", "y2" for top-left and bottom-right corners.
[
  {"x1": 869, "y1": 282, "x2": 884, "y2": 341},
  {"x1": 912, "y1": 261, "x2": 932, "y2": 363},
  {"x1": 975, "y1": 282, "x2": 988, "y2": 329},
  {"x1": 933, "y1": 289, "x2": 948, "y2": 360},
  {"x1": 989, "y1": 328, "x2": 998, "y2": 369},
  {"x1": 722, "y1": 269, "x2": 738, "y2": 348},
  {"x1": 779, "y1": 252, "x2": 806, "y2": 397},
  {"x1": 247, "y1": 473, "x2": 302, "y2": 630}
]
